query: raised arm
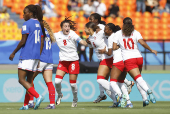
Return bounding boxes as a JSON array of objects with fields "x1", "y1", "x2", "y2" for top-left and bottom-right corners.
[
  {"x1": 138, "y1": 39, "x2": 157, "y2": 55},
  {"x1": 9, "y1": 34, "x2": 28, "y2": 61}
]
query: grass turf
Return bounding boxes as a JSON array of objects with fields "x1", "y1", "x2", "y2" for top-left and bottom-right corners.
[{"x1": 0, "y1": 102, "x2": 169, "y2": 114}]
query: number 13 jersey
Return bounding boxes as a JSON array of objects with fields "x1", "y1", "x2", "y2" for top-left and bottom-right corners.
[
  {"x1": 54, "y1": 30, "x2": 82, "y2": 61},
  {"x1": 113, "y1": 30, "x2": 142, "y2": 61}
]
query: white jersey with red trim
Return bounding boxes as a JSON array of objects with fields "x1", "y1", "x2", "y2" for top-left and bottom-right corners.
[
  {"x1": 108, "y1": 33, "x2": 123, "y2": 63},
  {"x1": 54, "y1": 30, "x2": 82, "y2": 61},
  {"x1": 98, "y1": 24, "x2": 105, "y2": 30},
  {"x1": 88, "y1": 30, "x2": 112, "y2": 61},
  {"x1": 113, "y1": 30, "x2": 142, "y2": 61}
]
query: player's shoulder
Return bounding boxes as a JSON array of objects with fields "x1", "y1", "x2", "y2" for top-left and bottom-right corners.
[
  {"x1": 133, "y1": 30, "x2": 141, "y2": 36},
  {"x1": 114, "y1": 30, "x2": 122, "y2": 36},
  {"x1": 54, "y1": 31, "x2": 62, "y2": 38},
  {"x1": 98, "y1": 24, "x2": 105, "y2": 30},
  {"x1": 69, "y1": 30, "x2": 77, "y2": 35}
]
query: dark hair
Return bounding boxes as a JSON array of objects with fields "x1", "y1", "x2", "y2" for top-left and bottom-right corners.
[
  {"x1": 25, "y1": 5, "x2": 46, "y2": 38},
  {"x1": 107, "y1": 23, "x2": 121, "y2": 33},
  {"x1": 90, "y1": 13, "x2": 106, "y2": 25},
  {"x1": 122, "y1": 17, "x2": 134, "y2": 37},
  {"x1": 60, "y1": 16, "x2": 77, "y2": 31},
  {"x1": 85, "y1": 22, "x2": 99, "y2": 32}
]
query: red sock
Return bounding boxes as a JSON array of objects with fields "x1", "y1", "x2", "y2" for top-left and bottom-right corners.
[
  {"x1": 29, "y1": 81, "x2": 34, "y2": 101},
  {"x1": 46, "y1": 82, "x2": 55, "y2": 104},
  {"x1": 24, "y1": 93, "x2": 30, "y2": 106},
  {"x1": 27, "y1": 87, "x2": 39, "y2": 99}
]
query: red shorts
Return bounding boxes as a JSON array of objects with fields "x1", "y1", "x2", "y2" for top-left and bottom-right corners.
[
  {"x1": 124, "y1": 57, "x2": 143, "y2": 72},
  {"x1": 57, "y1": 60, "x2": 80, "y2": 74},
  {"x1": 100, "y1": 57, "x2": 113, "y2": 68},
  {"x1": 113, "y1": 60, "x2": 125, "y2": 72}
]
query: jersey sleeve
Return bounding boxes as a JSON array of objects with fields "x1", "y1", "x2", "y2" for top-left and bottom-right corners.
[
  {"x1": 22, "y1": 22, "x2": 29, "y2": 34},
  {"x1": 136, "y1": 31, "x2": 143, "y2": 42},
  {"x1": 112, "y1": 33, "x2": 119, "y2": 44},
  {"x1": 108, "y1": 37, "x2": 113, "y2": 49},
  {"x1": 71, "y1": 31, "x2": 82, "y2": 43}
]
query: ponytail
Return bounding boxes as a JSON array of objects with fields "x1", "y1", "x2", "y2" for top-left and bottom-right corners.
[
  {"x1": 43, "y1": 20, "x2": 55, "y2": 43},
  {"x1": 106, "y1": 23, "x2": 121, "y2": 33},
  {"x1": 122, "y1": 17, "x2": 134, "y2": 37}
]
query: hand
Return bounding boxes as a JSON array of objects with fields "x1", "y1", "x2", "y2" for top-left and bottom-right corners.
[
  {"x1": 9, "y1": 53, "x2": 15, "y2": 61},
  {"x1": 98, "y1": 46, "x2": 106, "y2": 54},
  {"x1": 151, "y1": 50, "x2": 157, "y2": 56},
  {"x1": 86, "y1": 38, "x2": 91, "y2": 44}
]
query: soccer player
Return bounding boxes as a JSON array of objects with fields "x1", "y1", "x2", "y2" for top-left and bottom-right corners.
[
  {"x1": 54, "y1": 17, "x2": 88, "y2": 107},
  {"x1": 98, "y1": 23, "x2": 133, "y2": 108},
  {"x1": 9, "y1": 5, "x2": 45, "y2": 110},
  {"x1": 112, "y1": 17, "x2": 157, "y2": 107},
  {"x1": 28, "y1": 20, "x2": 56, "y2": 109}
]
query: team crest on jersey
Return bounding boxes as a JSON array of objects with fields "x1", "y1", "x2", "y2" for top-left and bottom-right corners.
[
  {"x1": 94, "y1": 37, "x2": 96, "y2": 40},
  {"x1": 68, "y1": 36, "x2": 71, "y2": 39}
]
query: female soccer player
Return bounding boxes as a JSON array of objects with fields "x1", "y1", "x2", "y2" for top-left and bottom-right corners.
[
  {"x1": 54, "y1": 17, "x2": 88, "y2": 107},
  {"x1": 9, "y1": 5, "x2": 45, "y2": 110},
  {"x1": 28, "y1": 20, "x2": 56, "y2": 109},
  {"x1": 98, "y1": 23, "x2": 133, "y2": 108},
  {"x1": 112, "y1": 17, "x2": 157, "y2": 106}
]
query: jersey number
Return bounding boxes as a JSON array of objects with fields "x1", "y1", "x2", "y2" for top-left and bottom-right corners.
[
  {"x1": 92, "y1": 42, "x2": 96, "y2": 48},
  {"x1": 45, "y1": 37, "x2": 51, "y2": 50},
  {"x1": 34, "y1": 30, "x2": 40, "y2": 44},
  {"x1": 123, "y1": 38, "x2": 134, "y2": 49},
  {"x1": 63, "y1": 39, "x2": 67, "y2": 46}
]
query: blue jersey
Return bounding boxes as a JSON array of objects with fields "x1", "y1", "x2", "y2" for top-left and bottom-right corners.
[
  {"x1": 20, "y1": 19, "x2": 43, "y2": 60},
  {"x1": 40, "y1": 29, "x2": 53, "y2": 63}
]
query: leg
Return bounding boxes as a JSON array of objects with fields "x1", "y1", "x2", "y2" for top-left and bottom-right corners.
[
  {"x1": 43, "y1": 70, "x2": 56, "y2": 109},
  {"x1": 55, "y1": 69, "x2": 66, "y2": 105},
  {"x1": 69, "y1": 74, "x2": 78, "y2": 107}
]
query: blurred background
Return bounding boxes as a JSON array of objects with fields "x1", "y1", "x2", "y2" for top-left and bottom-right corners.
[{"x1": 0, "y1": 0, "x2": 170, "y2": 71}]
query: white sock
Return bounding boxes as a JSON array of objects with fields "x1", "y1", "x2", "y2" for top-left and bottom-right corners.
[
  {"x1": 136, "y1": 81, "x2": 147, "y2": 101},
  {"x1": 70, "y1": 83, "x2": 78, "y2": 100},
  {"x1": 135, "y1": 76, "x2": 149, "y2": 92},
  {"x1": 124, "y1": 78, "x2": 131, "y2": 86},
  {"x1": 106, "y1": 89, "x2": 117, "y2": 103},
  {"x1": 99, "y1": 84, "x2": 105, "y2": 97},
  {"x1": 118, "y1": 82, "x2": 131, "y2": 104},
  {"x1": 50, "y1": 104, "x2": 54, "y2": 106},
  {"x1": 110, "y1": 81, "x2": 122, "y2": 97},
  {"x1": 55, "y1": 78, "x2": 62, "y2": 96},
  {"x1": 29, "y1": 100, "x2": 33, "y2": 103}
]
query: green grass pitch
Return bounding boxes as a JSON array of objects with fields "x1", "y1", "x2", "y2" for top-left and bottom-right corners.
[{"x1": 0, "y1": 102, "x2": 170, "y2": 114}]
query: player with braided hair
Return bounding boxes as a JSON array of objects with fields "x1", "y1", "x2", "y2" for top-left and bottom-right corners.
[
  {"x1": 9, "y1": 5, "x2": 45, "y2": 110},
  {"x1": 28, "y1": 20, "x2": 56, "y2": 109},
  {"x1": 54, "y1": 17, "x2": 88, "y2": 107}
]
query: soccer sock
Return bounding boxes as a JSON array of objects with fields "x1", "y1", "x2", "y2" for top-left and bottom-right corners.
[
  {"x1": 105, "y1": 89, "x2": 117, "y2": 103},
  {"x1": 46, "y1": 82, "x2": 55, "y2": 105},
  {"x1": 24, "y1": 93, "x2": 30, "y2": 106},
  {"x1": 118, "y1": 80, "x2": 131, "y2": 104},
  {"x1": 136, "y1": 81, "x2": 148, "y2": 101},
  {"x1": 99, "y1": 84, "x2": 105, "y2": 97},
  {"x1": 29, "y1": 81, "x2": 34, "y2": 103},
  {"x1": 134, "y1": 75, "x2": 149, "y2": 92},
  {"x1": 70, "y1": 80, "x2": 78, "y2": 100},
  {"x1": 27, "y1": 87, "x2": 39, "y2": 99},
  {"x1": 110, "y1": 79, "x2": 122, "y2": 97},
  {"x1": 55, "y1": 75, "x2": 63, "y2": 96},
  {"x1": 97, "y1": 76, "x2": 110, "y2": 91},
  {"x1": 124, "y1": 78, "x2": 131, "y2": 86}
]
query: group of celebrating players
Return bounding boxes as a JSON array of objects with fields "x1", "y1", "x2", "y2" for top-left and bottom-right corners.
[{"x1": 9, "y1": 4, "x2": 157, "y2": 110}]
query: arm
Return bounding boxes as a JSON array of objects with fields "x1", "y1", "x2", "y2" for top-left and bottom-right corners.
[
  {"x1": 138, "y1": 39, "x2": 157, "y2": 55},
  {"x1": 89, "y1": 48, "x2": 93, "y2": 62},
  {"x1": 79, "y1": 40, "x2": 88, "y2": 46},
  {"x1": 40, "y1": 36, "x2": 44, "y2": 54},
  {"x1": 113, "y1": 42, "x2": 120, "y2": 50},
  {"x1": 9, "y1": 34, "x2": 28, "y2": 61},
  {"x1": 98, "y1": 47, "x2": 113, "y2": 56}
]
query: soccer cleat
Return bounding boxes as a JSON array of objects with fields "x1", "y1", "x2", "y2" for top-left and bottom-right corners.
[
  {"x1": 34, "y1": 95, "x2": 45, "y2": 110},
  {"x1": 147, "y1": 89, "x2": 156, "y2": 104},
  {"x1": 19, "y1": 105, "x2": 29, "y2": 110},
  {"x1": 44, "y1": 105, "x2": 56, "y2": 109},
  {"x1": 143, "y1": 100, "x2": 149, "y2": 107},
  {"x1": 71, "y1": 98, "x2": 78, "y2": 107},
  {"x1": 109, "y1": 103, "x2": 118, "y2": 108},
  {"x1": 126, "y1": 103, "x2": 133, "y2": 108},
  {"x1": 127, "y1": 81, "x2": 135, "y2": 94},
  {"x1": 120, "y1": 94, "x2": 126, "y2": 108},
  {"x1": 93, "y1": 94, "x2": 107, "y2": 103},
  {"x1": 56, "y1": 94, "x2": 63, "y2": 106},
  {"x1": 115, "y1": 94, "x2": 121, "y2": 106},
  {"x1": 28, "y1": 102, "x2": 34, "y2": 108}
]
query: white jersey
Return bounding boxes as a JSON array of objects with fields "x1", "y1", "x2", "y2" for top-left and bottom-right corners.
[
  {"x1": 113, "y1": 30, "x2": 142, "y2": 61},
  {"x1": 108, "y1": 33, "x2": 123, "y2": 63},
  {"x1": 98, "y1": 24, "x2": 105, "y2": 30},
  {"x1": 54, "y1": 30, "x2": 82, "y2": 61},
  {"x1": 88, "y1": 30, "x2": 112, "y2": 61}
]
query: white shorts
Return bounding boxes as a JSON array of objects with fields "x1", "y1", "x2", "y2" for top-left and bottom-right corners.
[
  {"x1": 18, "y1": 59, "x2": 39, "y2": 72},
  {"x1": 37, "y1": 61, "x2": 53, "y2": 72}
]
